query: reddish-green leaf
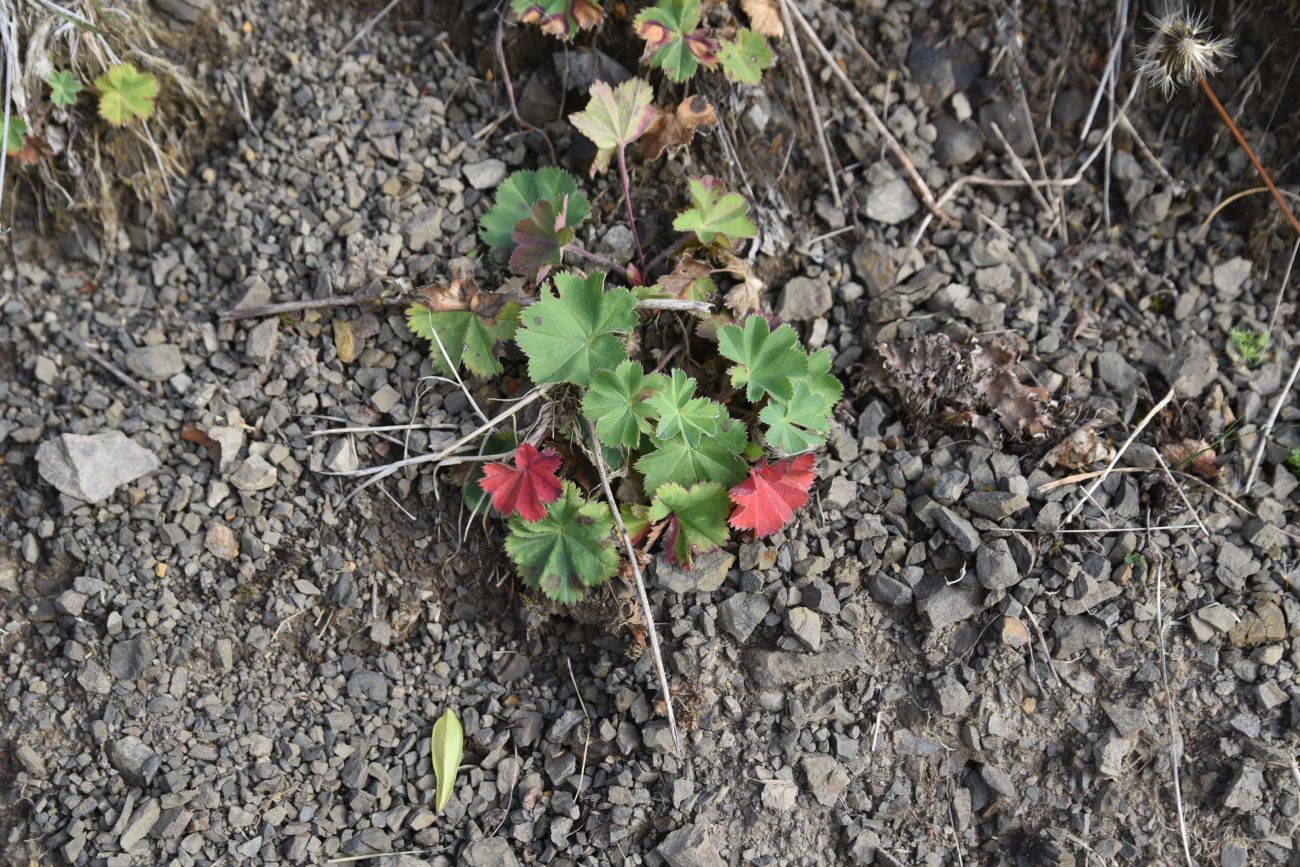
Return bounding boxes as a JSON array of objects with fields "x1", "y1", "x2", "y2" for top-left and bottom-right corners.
[
  {"x1": 479, "y1": 444, "x2": 565, "y2": 522},
  {"x1": 648, "y1": 481, "x2": 730, "y2": 565},
  {"x1": 569, "y1": 78, "x2": 656, "y2": 175},
  {"x1": 510, "y1": 196, "x2": 574, "y2": 282},
  {"x1": 728, "y1": 453, "x2": 816, "y2": 538}
]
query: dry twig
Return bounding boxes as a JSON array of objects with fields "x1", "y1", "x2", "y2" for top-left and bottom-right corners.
[{"x1": 777, "y1": 0, "x2": 841, "y2": 211}]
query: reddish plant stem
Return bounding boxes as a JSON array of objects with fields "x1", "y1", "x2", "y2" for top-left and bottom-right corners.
[
  {"x1": 1199, "y1": 75, "x2": 1300, "y2": 237},
  {"x1": 616, "y1": 145, "x2": 647, "y2": 276},
  {"x1": 494, "y1": 12, "x2": 557, "y2": 166}
]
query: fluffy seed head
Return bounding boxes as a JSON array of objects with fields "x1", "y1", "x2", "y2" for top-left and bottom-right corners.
[{"x1": 1138, "y1": 7, "x2": 1234, "y2": 98}]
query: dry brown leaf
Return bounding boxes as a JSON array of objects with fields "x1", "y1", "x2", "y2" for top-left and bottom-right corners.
[
  {"x1": 1041, "y1": 423, "x2": 1114, "y2": 470},
  {"x1": 333, "y1": 319, "x2": 358, "y2": 364},
  {"x1": 717, "y1": 251, "x2": 766, "y2": 316},
  {"x1": 656, "y1": 255, "x2": 715, "y2": 300},
  {"x1": 180, "y1": 424, "x2": 222, "y2": 464},
  {"x1": 741, "y1": 0, "x2": 784, "y2": 38},
  {"x1": 415, "y1": 267, "x2": 517, "y2": 322},
  {"x1": 642, "y1": 95, "x2": 717, "y2": 161},
  {"x1": 1161, "y1": 438, "x2": 1221, "y2": 480}
]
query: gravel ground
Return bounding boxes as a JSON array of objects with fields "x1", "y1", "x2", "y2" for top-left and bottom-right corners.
[{"x1": 2, "y1": 1, "x2": 1300, "y2": 865}]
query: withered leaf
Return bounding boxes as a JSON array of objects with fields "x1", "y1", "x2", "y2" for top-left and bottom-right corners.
[
  {"x1": 741, "y1": 0, "x2": 784, "y2": 38},
  {"x1": 181, "y1": 424, "x2": 222, "y2": 463},
  {"x1": 1041, "y1": 423, "x2": 1115, "y2": 470},
  {"x1": 333, "y1": 319, "x2": 358, "y2": 364},
  {"x1": 717, "y1": 251, "x2": 766, "y2": 316},
  {"x1": 1162, "y1": 438, "x2": 1221, "y2": 480},
  {"x1": 656, "y1": 255, "x2": 715, "y2": 301},
  {"x1": 642, "y1": 95, "x2": 718, "y2": 161}
]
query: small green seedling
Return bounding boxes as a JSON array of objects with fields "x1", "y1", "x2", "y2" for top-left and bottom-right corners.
[
  {"x1": 431, "y1": 708, "x2": 464, "y2": 813},
  {"x1": 2, "y1": 116, "x2": 26, "y2": 154},
  {"x1": 47, "y1": 70, "x2": 82, "y2": 108},
  {"x1": 1228, "y1": 327, "x2": 1268, "y2": 368},
  {"x1": 1287, "y1": 447, "x2": 1300, "y2": 477},
  {"x1": 94, "y1": 62, "x2": 158, "y2": 125}
]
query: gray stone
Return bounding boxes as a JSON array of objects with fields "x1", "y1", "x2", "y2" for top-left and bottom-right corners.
[
  {"x1": 120, "y1": 798, "x2": 160, "y2": 851},
  {"x1": 1095, "y1": 728, "x2": 1134, "y2": 779},
  {"x1": 372, "y1": 384, "x2": 401, "y2": 414},
  {"x1": 347, "y1": 670, "x2": 389, "y2": 701},
  {"x1": 109, "y1": 635, "x2": 155, "y2": 679},
  {"x1": 464, "y1": 159, "x2": 507, "y2": 191},
  {"x1": 906, "y1": 33, "x2": 980, "y2": 105},
  {"x1": 1196, "y1": 603, "x2": 1236, "y2": 633},
  {"x1": 456, "y1": 838, "x2": 516, "y2": 867},
  {"x1": 1212, "y1": 257, "x2": 1252, "y2": 296},
  {"x1": 245, "y1": 318, "x2": 280, "y2": 363},
  {"x1": 931, "y1": 470, "x2": 969, "y2": 505},
  {"x1": 935, "y1": 675, "x2": 971, "y2": 717},
  {"x1": 964, "y1": 491, "x2": 1028, "y2": 519},
  {"x1": 125, "y1": 344, "x2": 184, "y2": 381},
  {"x1": 975, "y1": 539, "x2": 1019, "y2": 591},
  {"x1": 1222, "y1": 764, "x2": 1265, "y2": 812},
  {"x1": 1097, "y1": 351, "x2": 1140, "y2": 393},
  {"x1": 1054, "y1": 614, "x2": 1105, "y2": 655},
  {"x1": 932, "y1": 116, "x2": 982, "y2": 167},
  {"x1": 824, "y1": 476, "x2": 857, "y2": 510},
  {"x1": 745, "y1": 644, "x2": 868, "y2": 689},
  {"x1": 801, "y1": 755, "x2": 850, "y2": 807},
  {"x1": 980, "y1": 764, "x2": 1016, "y2": 800},
  {"x1": 935, "y1": 507, "x2": 980, "y2": 554},
  {"x1": 154, "y1": 0, "x2": 209, "y2": 23},
  {"x1": 865, "y1": 177, "x2": 920, "y2": 225},
  {"x1": 1160, "y1": 343, "x2": 1218, "y2": 398},
  {"x1": 1221, "y1": 844, "x2": 1249, "y2": 867},
  {"x1": 777, "y1": 276, "x2": 832, "y2": 321},
  {"x1": 657, "y1": 822, "x2": 725, "y2": 867},
  {"x1": 342, "y1": 828, "x2": 391, "y2": 856},
  {"x1": 868, "y1": 573, "x2": 912, "y2": 606},
  {"x1": 230, "y1": 455, "x2": 278, "y2": 492},
  {"x1": 717, "y1": 592, "x2": 770, "y2": 642},
  {"x1": 326, "y1": 437, "x2": 359, "y2": 473},
  {"x1": 916, "y1": 584, "x2": 982, "y2": 630},
  {"x1": 786, "y1": 607, "x2": 822, "y2": 651},
  {"x1": 760, "y1": 778, "x2": 798, "y2": 811},
  {"x1": 15, "y1": 745, "x2": 46, "y2": 778},
  {"x1": 655, "y1": 550, "x2": 734, "y2": 594},
  {"x1": 36, "y1": 432, "x2": 160, "y2": 503},
  {"x1": 979, "y1": 98, "x2": 1033, "y2": 156},
  {"x1": 78, "y1": 660, "x2": 111, "y2": 695}
]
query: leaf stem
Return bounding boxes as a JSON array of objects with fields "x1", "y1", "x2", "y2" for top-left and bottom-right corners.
[
  {"x1": 562, "y1": 245, "x2": 631, "y2": 282},
  {"x1": 645, "y1": 233, "x2": 694, "y2": 275},
  {"x1": 1198, "y1": 75, "x2": 1300, "y2": 237},
  {"x1": 616, "y1": 145, "x2": 648, "y2": 276}
]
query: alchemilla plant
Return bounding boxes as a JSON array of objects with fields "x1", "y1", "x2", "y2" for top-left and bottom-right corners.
[{"x1": 402, "y1": 4, "x2": 836, "y2": 604}]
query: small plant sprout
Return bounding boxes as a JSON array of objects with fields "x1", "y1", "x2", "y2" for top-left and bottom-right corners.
[
  {"x1": 3, "y1": 117, "x2": 27, "y2": 155},
  {"x1": 1140, "y1": 7, "x2": 1300, "y2": 237},
  {"x1": 94, "y1": 63, "x2": 160, "y2": 126},
  {"x1": 1287, "y1": 448, "x2": 1300, "y2": 477},
  {"x1": 1228, "y1": 327, "x2": 1268, "y2": 368},
  {"x1": 47, "y1": 71, "x2": 82, "y2": 109}
]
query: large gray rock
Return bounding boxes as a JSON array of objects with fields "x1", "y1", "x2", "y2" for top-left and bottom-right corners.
[
  {"x1": 657, "y1": 822, "x2": 725, "y2": 867},
  {"x1": 125, "y1": 344, "x2": 184, "y2": 381},
  {"x1": 461, "y1": 837, "x2": 520, "y2": 867},
  {"x1": 865, "y1": 177, "x2": 920, "y2": 225},
  {"x1": 745, "y1": 644, "x2": 868, "y2": 689},
  {"x1": 777, "y1": 276, "x2": 832, "y2": 321},
  {"x1": 36, "y1": 432, "x2": 160, "y2": 503}
]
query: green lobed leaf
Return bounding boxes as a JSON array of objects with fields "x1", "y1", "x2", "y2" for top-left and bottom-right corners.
[
  {"x1": 569, "y1": 78, "x2": 656, "y2": 175},
  {"x1": 758, "y1": 348, "x2": 842, "y2": 453},
  {"x1": 716, "y1": 314, "x2": 809, "y2": 402},
  {"x1": 514, "y1": 270, "x2": 638, "y2": 386},
  {"x1": 634, "y1": 0, "x2": 718, "y2": 83},
  {"x1": 94, "y1": 62, "x2": 158, "y2": 125},
  {"x1": 509, "y1": 196, "x2": 574, "y2": 282},
  {"x1": 431, "y1": 708, "x2": 464, "y2": 813},
  {"x1": 718, "y1": 28, "x2": 773, "y2": 85},
  {"x1": 671, "y1": 178, "x2": 757, "y2": 247},
  {"x1": 47, "y1": 70, "x2": 82, "y2": 108},
  {"x1": 646, "y1": 369, "x2": 720, "y2": 447},
  {"x1": 583, "y1": 360, "x2": 665, "y2": 449},
  {"x1": 505, "y1": 482, "x2": 619, "y2": 603},
  {"x1": 406, "y1": 303, "x2": 521, "y2": 378},
  {"x1": 3, "y1": 116, "x2": 27, "y2": 154},
  {"x1": 637, "y1": 416, "x2": 748, "y2": 497},
  {"x1": 480, "y1": 168, "x2": 590, "y2": 258},
  {"x1": 647, "y1": 481, "x2": 731, "y2": 565}
]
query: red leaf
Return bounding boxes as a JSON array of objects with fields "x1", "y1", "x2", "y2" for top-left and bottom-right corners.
[
  {"x1": 727, "y1": 453, "x2": 816, "y2": 538},
  {"x1": 478, "y1": 444, "x2": 565, "y2": 522}
]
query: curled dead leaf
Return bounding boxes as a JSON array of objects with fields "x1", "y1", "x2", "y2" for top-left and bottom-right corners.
[
  {"x1": 1161, "y1": 438, "x2": 1221, "y2": 480},
  {"x1": 717, "y1": 251, "x2": 766, "y2": 316},
  {"x1": 741, "y1": 0, "x2": 785, "y2": 38},
  {"x1": 416, "y1": 266, "x2": 517, "y2": 322},
  {"x1": 656, "y1": 255, "x2": 715, "y2": 301},
  {"x1": 642, "y1": 95, "x2": 718, "y2": 161},
  {"x1": 1041, "y1": 423, "x2": 1115, "y2": 470}
]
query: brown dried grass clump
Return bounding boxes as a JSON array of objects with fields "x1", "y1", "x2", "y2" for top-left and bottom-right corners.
[{"x1": 1, "y1": 0, "x2": 230, "y2": 240}]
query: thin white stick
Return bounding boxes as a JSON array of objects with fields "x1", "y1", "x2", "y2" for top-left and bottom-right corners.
[
  {"x1": 1062, "y1": 388, "x2": 1176, "y2": 525},
  {"x1": 308, "y1": 423, "x2": 458, "y2": 437},
  {"x1": 1079, "y1": 0, "x2": 1129, "y2": 143},
  {"x1": 1152, "y1": 450, "x2": 1210, "y2": 539},
  {"x1": 426, "y1": 325, "x2": 489, "y2": 425},
  {"x1": 778, "y1": 0, "x2": 841, "y2": 211},
  {"x1": 1149, "y1": 544, "x2": 1194, "y2": 867},
  {"x1": 1003, "y1": 523, "x2": 1200, "y2": 535},
  {"x1": 1266, "y1": 237, "x2": 1300, "y2": 340},
  {"x1": 1243, "y1": 348, "x2": 1300, "y2": 494},
  {"x1": 586, "y1": 419, "x2": 679, "y2": 751},
  {"x1": 635, "y1": 298, "x2": 712, "y2": 313},
  {"x1": 339, "y1": 0, "x2": 403, "y2": 53},
  {"x1": 1021, "y1": 603, "x2": 1063, "y2": 686}
]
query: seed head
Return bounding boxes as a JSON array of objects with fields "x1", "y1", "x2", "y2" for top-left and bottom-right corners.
[{"x1": 1138, "y1": 7, "x2": 1234, "y2": 98}]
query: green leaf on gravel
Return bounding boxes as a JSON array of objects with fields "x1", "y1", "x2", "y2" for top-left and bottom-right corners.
[
  {"x1": 47, "y1": 70, "x2": 82, "y2": 108},
  {"x1": 515, "y1": 270, "x2": 638, "y2": 386},
  {"x1": 431, "y1": 708, "x2": 464, "y2": 813},
  {"x1": 647, "y1": 481, "x2": 731, "y2": 565},
  {"x1": 672, "y1": 178, "x2": 757, "y2": 247},
  {"x1": 637, "y1": 416, "x2": 748, "y2": 497},
  {"x1": 634, "y1": 0, "x2": 718, "y2": 83},
  {"x1": 569, "y1": 78, "x2": 656, "y2": 175},
  {"x1": 718, "y1": 28, "x2": 773, "y2": 85},
  {"x1": 480, "y1": 168, "x2": 590, "y2": 259},
  {"x1": 94, "y1": 62, "x2": 158, "y2": 125},
  {"x1": 406, "y1": 303, "x2": 521, "y2": 378},
  {"x1": 716, "y1": 314, "x2": 809, "y2": 402},
  {"x1": 3, "y1": 116, "x2": 27, "y2": 154},
  {"x1": 505, "y1": 482, "x2": 619, "y2": 603},
  {"x1": 646, "y1": 369, "x2": 720, "y2": 447},
  {"x1": 757, "y1": 349, "x2": 841, "y2": 453},
  {"x1": 583, "y1": 360, "x2": 665, "y2": 449}
]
